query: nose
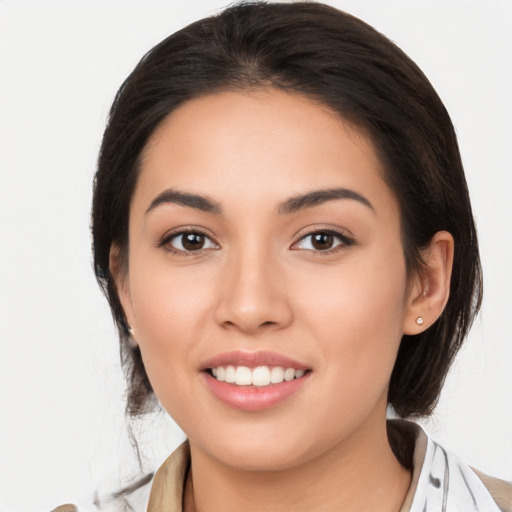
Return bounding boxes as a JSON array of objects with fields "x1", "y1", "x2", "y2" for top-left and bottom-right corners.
[{"x1": 214, "y1": 248, "x2": 293, "y2": 335}]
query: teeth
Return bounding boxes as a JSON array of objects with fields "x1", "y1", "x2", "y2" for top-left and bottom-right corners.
[
  {"x1": 252, "y1": 366, "x2": 271, "y2": 386},
  {"x1": 210, "y1": 365, "x2": 307, "y2": 386},
  {"x1": 225, "y1": 365, "x2": 236, "y2": 383},
  {"x1": 270, "y1": 366, "x2": 284, "y2": 383},
  {"x1": 235, "y1": 366, "x2": 252, "y2": 385},
  {"x1": 284, "y1": 368, "x2": 295, "y2": 382}
]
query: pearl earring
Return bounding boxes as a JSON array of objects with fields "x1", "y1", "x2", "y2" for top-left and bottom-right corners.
[
  {"x1": 416, "y1": 317, "x2": 424, "y2": 326},
  {"x1": 128, "y1": 326, "x2": 135, "y2": 337}
]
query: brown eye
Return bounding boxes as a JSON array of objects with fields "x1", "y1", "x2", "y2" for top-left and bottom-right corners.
[
  {"x1": 182, "y1": 233, "x2": 205, "y2": 250},
  {"x1": 294, "y1": 230, "x2": 352, "y2": 252},
  {"x1": 167, "y1": 231, "x2": 218, "y2": 252},
  {"x1": 311, "y1": 233, "x2": 334, "y2": 250}
]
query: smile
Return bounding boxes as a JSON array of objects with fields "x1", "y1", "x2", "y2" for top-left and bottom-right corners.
[
  {"x1": 210, "y1": 365, "x2": 307, "y2": 387},
  {"x1": 201, "y1": 351, "x2": 312, "y2": 411}
]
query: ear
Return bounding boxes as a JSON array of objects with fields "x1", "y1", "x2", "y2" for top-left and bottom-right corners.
[
  {"x1": 403, "y1": 231, "x2": 454, "y2": 335},
  {"x1": 109, "y1": 244, "x2": 137, "y2": 341}
]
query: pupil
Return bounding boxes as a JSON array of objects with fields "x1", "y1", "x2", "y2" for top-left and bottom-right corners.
[
  {"x1": 312, "y1": 233, "x2": 333, "y2": 250},
  {"x1": 183, "y1": 233, "x2": 204, "y2": 250}
]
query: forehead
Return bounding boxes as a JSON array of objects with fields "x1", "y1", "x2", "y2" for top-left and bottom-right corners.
[{"x1": 135, "y1": 89, "x2": 396, "y2": 218}]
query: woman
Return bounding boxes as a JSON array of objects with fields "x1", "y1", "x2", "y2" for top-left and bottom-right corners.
[{"x1": 54, "y1": 2, "x2": 511, "y2": 511}]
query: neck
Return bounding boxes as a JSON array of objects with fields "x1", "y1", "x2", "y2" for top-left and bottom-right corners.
[{"x1": 185, "y1": 415, "x2": 411, "y2": 512}]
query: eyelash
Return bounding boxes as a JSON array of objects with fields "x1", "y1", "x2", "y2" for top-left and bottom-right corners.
[
  {"x1": 159, "y1": 228, "x2": 218, "y2": 256},
  {"x1": 292, "y1": 228, "x2": 356, "y2": 255},
  {"x1": 158, "y1": 228, "x2": 356, "y2": 256}
]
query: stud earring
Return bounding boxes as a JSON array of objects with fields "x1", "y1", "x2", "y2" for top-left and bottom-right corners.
[
  {"x1": 128, "y1": 326, "x2": 135, "y2": 337},
  {"x1": 416, "y1": 317, "x2": 424, "y2": 326}
]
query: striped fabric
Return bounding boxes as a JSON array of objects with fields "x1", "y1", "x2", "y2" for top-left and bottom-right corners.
[{"x1": 404, "y1": 429, "x2": 510, "y2": 511}]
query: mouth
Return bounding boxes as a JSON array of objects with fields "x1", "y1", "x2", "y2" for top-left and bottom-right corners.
[
  {"x1": 200, "y1": 351, "x2": 312, "y2": 411},
  {"x1": 207, "y1": 365, "x2": 308, "y2": 387}
]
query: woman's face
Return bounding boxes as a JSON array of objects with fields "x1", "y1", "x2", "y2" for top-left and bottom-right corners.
[{"x1": 118, "y1": 90, "x2": 419, "y2": 470}]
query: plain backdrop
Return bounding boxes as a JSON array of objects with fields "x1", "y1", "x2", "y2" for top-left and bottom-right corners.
[{"x1": 0, "y1": 1, "x2": 511, "y2": 510}]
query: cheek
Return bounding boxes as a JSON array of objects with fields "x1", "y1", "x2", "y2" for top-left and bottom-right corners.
[
  {"x1": 301, "y1": 244, "x2": 406, "y2": 321},
  {"x1": 296, "y1": 247, "x2": 408, "y2": 387},
  {"x1": 127, "y1": 253, "x2": 217, "y2": 381},
  {"x1": 131, "y1": 244, "x2": 216, "y2": 319}
]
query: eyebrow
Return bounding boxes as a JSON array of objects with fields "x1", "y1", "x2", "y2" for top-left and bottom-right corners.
[
  {"x1": 278, "y1": 188, "x2": 374, "y2": 215},
  {"x1": 145, "y1": 187, "x2": 374, "y2": 216},
  {"x1": 145, "y1": 189, "x2": 222, "y2": 215}
]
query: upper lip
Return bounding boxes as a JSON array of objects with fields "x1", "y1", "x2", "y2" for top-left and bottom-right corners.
[{"x1": 200, "y1": 350, "x2": 310, "y2": 371}]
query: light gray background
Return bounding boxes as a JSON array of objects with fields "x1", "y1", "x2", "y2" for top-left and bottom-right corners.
[{"x1": 0, "y1": 1, "x2": 511, "y2": 510}]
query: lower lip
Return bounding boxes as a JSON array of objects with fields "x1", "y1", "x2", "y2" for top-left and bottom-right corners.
[{"x1": 202, "y1": 372, "x2": 310, "y2": 412}]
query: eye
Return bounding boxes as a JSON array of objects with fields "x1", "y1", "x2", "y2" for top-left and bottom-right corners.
[
  {"x1": 293, "y1": 230, "x2": 352, "y2": 252},
  {"x1": 163, "y1": 231, "x2": 218, "y2": 253}
]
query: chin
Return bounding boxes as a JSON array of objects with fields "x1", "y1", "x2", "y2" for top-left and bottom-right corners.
[
  {"x1": 191, "y1": 423, "x2": 328, "y2": 473},
  {"x1": 217, "y1": 444, "x2": 309, "y2": 472}
]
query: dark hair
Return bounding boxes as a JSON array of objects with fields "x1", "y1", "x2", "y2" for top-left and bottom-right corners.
[{"x1": 92, "y1": 1, "x2": 482, "y2": 418}]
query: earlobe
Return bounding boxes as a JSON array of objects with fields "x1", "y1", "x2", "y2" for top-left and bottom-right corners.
[{"x1": 403, "y1": 231, "x2": 454, "y2": 335}]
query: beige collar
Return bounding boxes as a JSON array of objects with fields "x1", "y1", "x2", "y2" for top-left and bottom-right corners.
[{"x1": 147, "y1": 441, "x2": 190, "y2": 511}]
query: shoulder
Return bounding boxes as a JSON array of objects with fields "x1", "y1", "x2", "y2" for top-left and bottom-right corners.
[
  {"x1": 432, "y1": 441, "x2": 512, "y2": 512},
  {"x1": 49, "y1": 442, "x2": 190, "y2": 512},
  {"x1": 390, "y1": 419, "x2": 512, "y2": 512},
  {"x1": 472, "y1": 467, "x2": 512, "y2": 512},
  {"x1": 50, "y1": 472, "x2": 154, "y2": 512}
]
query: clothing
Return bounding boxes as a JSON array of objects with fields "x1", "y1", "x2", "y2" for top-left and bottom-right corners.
[{"x1": 52, "y1": 420, "x2": 512, "y2": 512}]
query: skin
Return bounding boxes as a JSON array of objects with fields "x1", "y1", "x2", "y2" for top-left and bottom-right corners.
[{"x1": 114, "y1": 90, "x2": 453, "y2": 511}]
